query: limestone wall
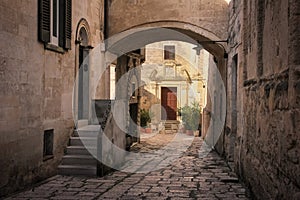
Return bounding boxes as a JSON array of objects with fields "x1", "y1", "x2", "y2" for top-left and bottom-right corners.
[
  {"x1": 226, "y1": 0, "x2": 300, "y2": 198},
  {"x1": 223, "y1": 0, "x2": 244, "y2": 166},
  {"x1": 107, "y1": 0, "x2": 229, "y2": 40},
  {"x1": 0, "y1": 0, "x2": 103, "y2": 196}
]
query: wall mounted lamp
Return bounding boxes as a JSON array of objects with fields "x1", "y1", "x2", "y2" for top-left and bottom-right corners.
[{"x1": 193, "y1": 39, "x2": 228, "y2": 59}]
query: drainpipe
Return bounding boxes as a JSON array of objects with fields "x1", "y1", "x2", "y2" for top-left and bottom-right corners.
[{"x1": 104, "y1": 0, "x2": 109, "y2": 40}]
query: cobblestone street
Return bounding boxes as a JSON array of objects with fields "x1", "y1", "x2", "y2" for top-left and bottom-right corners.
[{"x1": 6, "y1": 134, "x2": 252, "y2": 200}]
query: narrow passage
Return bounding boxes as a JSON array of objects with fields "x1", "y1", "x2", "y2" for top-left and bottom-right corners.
[{"x1": 6, "y1": 134, "x2": 252, "y2": 200}]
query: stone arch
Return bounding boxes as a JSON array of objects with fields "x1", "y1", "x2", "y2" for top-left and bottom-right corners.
[
  {"x1": 107, "y1": 0, "x2": 229, "y2": 40},
  {"x1": 120, "y1": 21, "x2": 223, "y2": 44},
  {"x1": 106, "y1": 25, "x2": 227, "y2": 144},
  {"x1": 106, "y1": 0, "x2": 229, "y2": 143},
  {"x1": 76, "y1": 18, "x2": 91, "y2": 46},
  {"x1": 107, "y1": 27, "x2": 227, "y2": 66}
]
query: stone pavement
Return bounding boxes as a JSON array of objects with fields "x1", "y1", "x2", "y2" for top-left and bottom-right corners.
[{"x1": 5, "y1": 134, "x2": 252, "y2": 200}]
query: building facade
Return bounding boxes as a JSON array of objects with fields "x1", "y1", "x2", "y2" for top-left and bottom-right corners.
[
  {"x1": 141, "y1": 41, "x2": 208, "y2": 124},
  {"x1": 0, "y1": 0, "x2": 106, "y2": 196}
]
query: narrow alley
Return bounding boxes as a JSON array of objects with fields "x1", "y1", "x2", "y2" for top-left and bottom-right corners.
[
  {"x1": 1, "y1": 0, "x2": 299, "y2": 199},
  {"x1": 6, "y1": 133, "x2": 251, "y2": 200}
]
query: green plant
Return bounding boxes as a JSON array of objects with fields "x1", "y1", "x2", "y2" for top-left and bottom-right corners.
[
  {"x1": 179, "y1": 102, "x2": 201, "y2": 131},
  {"x1": 140, "y1": 109, "x2": 152, "y2": 127}
]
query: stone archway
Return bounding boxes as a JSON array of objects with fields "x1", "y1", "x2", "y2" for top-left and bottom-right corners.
[
  {"x1": 104, "y1": 0, "x2": 229, "y2": 153},
  {"x1": 105, "y1": 25, "x2": 227, "y2": 148},
  {"x1": 106, "y1": 0, "x2": 229, "y2": 40}
]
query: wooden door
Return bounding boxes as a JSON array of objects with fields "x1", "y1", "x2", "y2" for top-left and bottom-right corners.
[
  {"x1": 161, "y1": 87, "x2": 177, "y2": 120},
  {"x1": 78, "y1": 46, "x2": 89, "y2": 120}
]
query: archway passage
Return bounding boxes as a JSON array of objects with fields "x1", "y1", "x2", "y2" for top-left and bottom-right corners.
[
  {"x1": 105, "y1": 26, "x2": 227, "y2": 142},
  {"x1": 95, "y1": 1, "x2": 229, "y2": 177},
  {"x1": 107, "y1": 27, "x2": 227, "y2": 62}
]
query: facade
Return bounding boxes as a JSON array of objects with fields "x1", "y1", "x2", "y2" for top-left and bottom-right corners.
[
  {"x1": 141, "y1": 41, "x2": 208, "y2": 124},
  {"x1": 225, "y1": 0, "x2": 300, "y2": 199},
  {"x1": 0, "y1": 0, "x2": 107, "y2": 196}
]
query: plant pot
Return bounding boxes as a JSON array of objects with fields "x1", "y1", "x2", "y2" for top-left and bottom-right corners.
[
  {"x1": 186, "y1": 130, "x2": 194, "y2": 136},
  {"x1": 145, "y1": 128, "x2": 152, "y2": 133},
  {"x1": 180, "y1": 127, "x2": 186, "y2": 133},
  {"x1": 140, "y1": 127, "x2": 145, "y2": 133}
]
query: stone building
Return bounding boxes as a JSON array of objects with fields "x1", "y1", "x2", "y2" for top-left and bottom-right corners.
[
  {"x1": 0, "y1": 0, "x2": 108, "y2": 196},
  {"x1": 225, "y1": 0, "x2": 300, "y2": 199},
  {"x1": 139, "y1": 41, "x2": 209, "y2": 133},
  {"x1": 1, "y1": 0, "x2": 299, "y2": 199}
]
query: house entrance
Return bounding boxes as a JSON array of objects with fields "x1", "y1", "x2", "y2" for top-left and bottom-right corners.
[
  {"x1": 161, "y1": 87, "x2": 177, "y2": 120},
  {"x1": 77, "y1": 26, "x2": 90, "y2": 121}
]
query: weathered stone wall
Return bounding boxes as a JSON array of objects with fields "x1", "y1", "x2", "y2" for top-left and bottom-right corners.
[
  {"x1": 226, "y1": 0, "x2": 300, "y2": 199},
  {"x1": 0, "y1": 0, "x2": 103, "y2": 196},
  {"x1": 107, "y1": 0, "x2": 229, "y2": 40},
  {"x1": 223, "y1": 0, "x2": 244, "y2": 166}
]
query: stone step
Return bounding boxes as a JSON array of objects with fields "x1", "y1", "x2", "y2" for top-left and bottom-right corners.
[
  {"x1": 165, "y1": 130, "x2": 178, "y2": 134},
  {"x1": 66, "y1": 146, "x2": 97, "y2": 155},
  {"x1": 74, "y1": 131, "x2": 99, "y2": 138},
  {"x1": 58, "y1": 165, "x2": 97, "y2": 176},
  {"x1": 164, "y1": 124, "x2": 179, "y2": 131},
  {"x1": 61, "y1": 155, "x2": 97, "y2": 165},
  {"x1": 77, "y1": 120, "x2": 89, "y2": 128},
  {"x1": 58, "y1": 125, "x2": 101, "y2": 177},
  {"x1": 70, "y1": 137, "x2": 97, "y2": 146},
  {"x1": 75, "y1": 125, "x2": 101, "y2": 136},
  {"x1": 164, "y1": 120, "x2": 180, "y2": 124}
]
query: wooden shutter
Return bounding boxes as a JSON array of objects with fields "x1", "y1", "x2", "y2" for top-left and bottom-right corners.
[
  {"x1": 38, "y1": 0, "x2": 51, "y2": 43},
  {"x1": 59, "y1": 0, "x2": 64, "y2": 47},
  {"x1": 59, "y1": 0, "x2": 72, "y2": 49},
  {"x1": 65, "y1": 0, "x2": 72, "y2": 49}
]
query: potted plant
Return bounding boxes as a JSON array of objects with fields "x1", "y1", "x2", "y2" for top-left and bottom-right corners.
[
  {"x1": 179, "y1": 102, "x2": 201, "y2": 136},
  {"x1": 140, "y1": 109, "x2": 153, "y2": 133}
]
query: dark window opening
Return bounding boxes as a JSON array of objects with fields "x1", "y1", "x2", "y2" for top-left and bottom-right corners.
[
  {"x1": 53, "y1": 0, "x2": 58, "y2": 37},
  {"x1": 164, "y1": 45, "x2": 175, "y2": 60},
  {"x1": 43, "y1": 129, "x2": 54, "y2": 160},
  {"x1": 132, "y1": 83, "x2": 136, "y2": 97}
]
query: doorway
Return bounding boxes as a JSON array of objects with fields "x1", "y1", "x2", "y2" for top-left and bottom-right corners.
[
  {"x1": 77, "y1": 26, "x2": 90, "y2": 120},
  {"x1": 161, "y1": 87, "x2": 177, "y2": 120}
]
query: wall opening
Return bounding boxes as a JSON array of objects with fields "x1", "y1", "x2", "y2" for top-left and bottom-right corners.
[
  {"x1": 232, "y1": 54, "x2": 238, "y2": 134},
  {"x1": 43, "y1": 129, "x2": 54, "y2": 160},
  {"x1": 77, "y1": 26, "x2": 90, "y2": 120}
]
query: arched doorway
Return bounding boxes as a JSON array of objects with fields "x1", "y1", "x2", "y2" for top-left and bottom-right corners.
[{"x1": 76, "y1": 20, "x2": 91, "y2": 123}]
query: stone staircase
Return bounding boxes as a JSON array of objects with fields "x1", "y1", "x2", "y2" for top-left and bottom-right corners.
[
  {"x1": 163, "y1": 120, "x2": 180, "y2": 134},
  {"x1": 58, "y1": 124, "x2": 100, "y2": 176}
]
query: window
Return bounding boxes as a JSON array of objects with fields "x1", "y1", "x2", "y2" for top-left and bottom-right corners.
[
  {"x1": 51, "y1": 0, "x2": 59, "y2": 45},
  {"x1": 38, "y1": 0, "x2": 72, "y2": 52},
  {"x1": 132, "y1": 83, "x2": 136, "y2": 97},
  {"x1": 164, "y1": 45, "x2": 175, "y2": 60},
  {"x1": 43, "y1": 129, "x2": 54, "y2": 160}
]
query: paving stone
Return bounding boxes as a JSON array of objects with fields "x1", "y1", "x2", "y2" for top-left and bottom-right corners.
[{"x1": 6, "y1": 137, "x2": 252, "y2": 200}]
